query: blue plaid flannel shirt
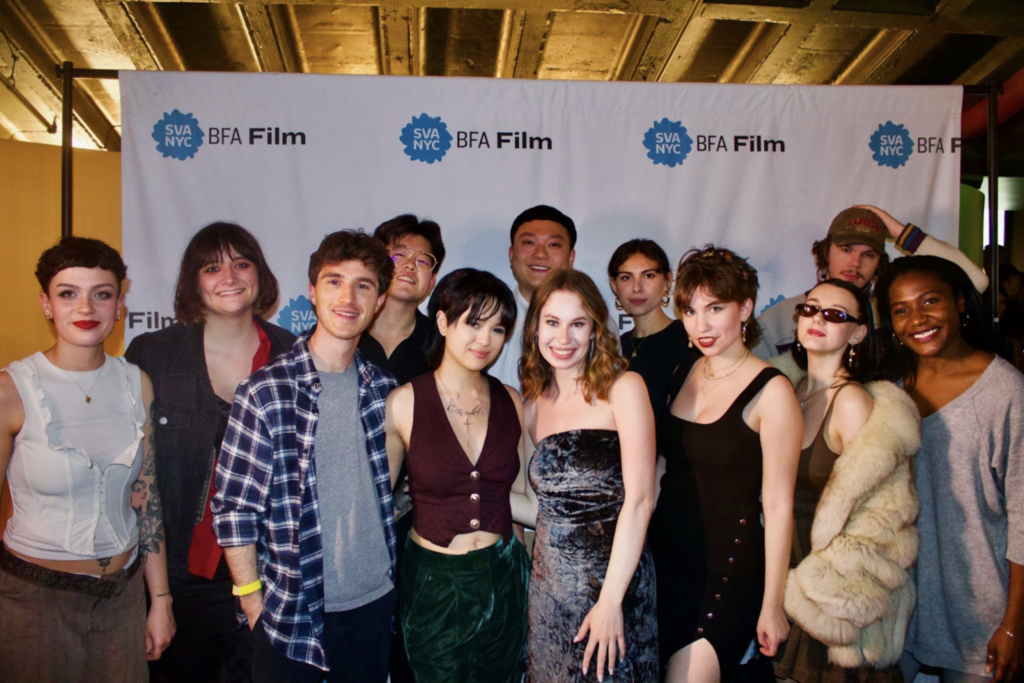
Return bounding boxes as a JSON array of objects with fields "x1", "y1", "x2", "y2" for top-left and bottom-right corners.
[{"x1": 212, "y1": 330, "x2": 398, "y2": 671}]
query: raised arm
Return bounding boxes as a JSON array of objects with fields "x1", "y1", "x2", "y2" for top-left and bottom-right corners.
[
  {"x1": 752, "y1": 374, "x2": 801, "y2": 657},
  {"x1": 508, "y1": 385, "x2": 538, "y2": 529},
  {"x1": 135, "y1": 371, "x2": 175, "y2": 661},
  {"x1": 576, "y1": 372, "x2": 657, "y2": 679},
  {"x1": 856, "y1": 204, "x2": 990, "y2": 293}
]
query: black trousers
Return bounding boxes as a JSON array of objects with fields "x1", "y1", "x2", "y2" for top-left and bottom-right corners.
[
  {"x1": 149, "y1": 574, "x2": 252, "y2": 683},
  {"x1": 252, "y1": 589, "x2": 396, "y2": 683}
]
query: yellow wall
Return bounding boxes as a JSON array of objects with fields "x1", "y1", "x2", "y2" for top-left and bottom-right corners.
[{"x1": 0, "y1": 139, "x2": 123, "y2": 367}]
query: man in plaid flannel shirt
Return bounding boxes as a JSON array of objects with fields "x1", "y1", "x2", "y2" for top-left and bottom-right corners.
[{"x1": 213, "y1": 230, "x2": 400, "y2": 682}]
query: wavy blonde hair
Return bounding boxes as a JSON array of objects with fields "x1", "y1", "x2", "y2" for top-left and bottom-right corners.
[{"x1": 519, "y1": 270, "x2": 628, "y2": 402}]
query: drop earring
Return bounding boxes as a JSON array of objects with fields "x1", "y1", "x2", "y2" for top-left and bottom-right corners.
[
  {"x1": 847, "y1": 345, "x2": 856, "y2": 367},
  {"x1": 588, "y1": 337, "x2": 595, "y2": 360},
  {"x1": 533, "y1": 334, "x2": 538, "y2": 344},
  {"x1": 741, "y1": 321, "x2": 747, "y2": 344},
  {"x1": 688, "y1": 336, "x2": 693, "y2": 348}
]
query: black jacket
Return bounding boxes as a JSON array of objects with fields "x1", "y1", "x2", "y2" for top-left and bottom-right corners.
[{"x1": 125, "y1": 319, "x2": 295, "y2": 581}]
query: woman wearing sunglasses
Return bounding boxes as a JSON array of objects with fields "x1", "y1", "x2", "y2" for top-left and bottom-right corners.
[{"x1": 772, "y1": 278, "x2": 920, "y2": 682}]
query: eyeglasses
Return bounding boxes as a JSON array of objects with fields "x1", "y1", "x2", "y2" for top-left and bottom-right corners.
[
  {"x1": 795, "y1": 303, "x2": 862, "y2": 324},
  {"x1": 389, "y1": 245, "x2": 437, "y2": 272}
]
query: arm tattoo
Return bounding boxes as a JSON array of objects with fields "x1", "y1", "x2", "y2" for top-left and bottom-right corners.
[{"x1": 132, "y1": 404, "x2": 166, "y2": 560}]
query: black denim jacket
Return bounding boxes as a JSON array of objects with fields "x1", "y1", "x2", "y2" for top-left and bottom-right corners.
[{"x1": 125, "y1": 319, "x2": 296, "y2": 581}]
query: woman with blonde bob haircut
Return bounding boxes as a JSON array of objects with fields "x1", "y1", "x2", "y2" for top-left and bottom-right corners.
[{"x1": 514, "y1": 269, "x2": 659, "y2": 682}]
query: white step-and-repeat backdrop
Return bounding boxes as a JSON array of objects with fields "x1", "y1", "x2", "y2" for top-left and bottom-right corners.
[{"x1": 120, "y1": 72, "x2": 962, "y2": 342}]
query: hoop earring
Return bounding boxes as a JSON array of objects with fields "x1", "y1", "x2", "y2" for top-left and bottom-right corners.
[
  {"x1": 847, "y1": 345, "x2": 856, "y2": 367},
  {"x1": 688, "y1": 336, "x2": 693, "y2": 348},
  {"x1": 741, "y1": 321, "x2": 747, "y2": 344},
  {"x1": 614, "y1": 298, "x2": 623, "y2": 311},
  {"x1": 661, "y1": 294, "x2": 671, "y2": 308}
]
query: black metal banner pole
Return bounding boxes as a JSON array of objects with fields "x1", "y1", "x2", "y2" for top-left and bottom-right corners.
[
  {"x1": 60, "y1": 60, "x2": 73, "y2": 238},
  {"x1": 987, "y1": 86, "x2": 1000, "y2": 334}
]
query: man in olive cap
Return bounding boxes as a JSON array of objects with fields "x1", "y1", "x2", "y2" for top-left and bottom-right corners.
[{"x1": 753, "y1": 205, "x2": 988, "y2": 359}]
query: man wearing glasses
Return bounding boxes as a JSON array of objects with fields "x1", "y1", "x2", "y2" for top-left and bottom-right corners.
[
  {"x1": 358, "y1": 214, "x2": 445, "y2": 683},
  {"x1": 359, "y1": 215, "x2": 446, "y2": 386}
]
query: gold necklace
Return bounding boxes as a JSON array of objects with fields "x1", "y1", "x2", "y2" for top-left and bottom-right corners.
[
  {"x1": 435, "y1": 373, "x2": 483, "y2": 430},
  {"x1": 629, "y1": 333, "x2": 649, "y2": 359},
  {"x1": 798, "y1": 378, "x2": 846, "y2": 408},
  {"x1": 60, "y1": 361, "x2": 106, "y2": 404},
  {"x1": 702, "y1": 350, "x2": 750, "y2": 380}
]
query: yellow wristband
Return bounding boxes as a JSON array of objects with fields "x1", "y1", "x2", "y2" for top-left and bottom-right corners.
[{"x1": 232, "y1": 579, "x2": 262, "y2": 596}]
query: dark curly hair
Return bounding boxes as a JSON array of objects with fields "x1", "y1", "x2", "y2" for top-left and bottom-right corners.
[
  {"x1": 876, "y1": 255, "x2": 994, "y2": 383},
  {"x1": 674, "y1": 244, "x2": 762, "y2": 349},
  {"x1": 36, "y1": 237, "x2": 127, "y2": 292}
]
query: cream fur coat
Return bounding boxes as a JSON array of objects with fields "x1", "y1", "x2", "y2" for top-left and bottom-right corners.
[{"x1": 773, "y1": 354, "x2": 921, "y2": 668}]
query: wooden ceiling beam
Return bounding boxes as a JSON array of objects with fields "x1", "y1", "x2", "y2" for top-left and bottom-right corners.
[
  {"x1": 0, "y1": 0, "x2": 119, "y2": 150},
  {"x1": 239, "y1": 2, "x2": 287, "y2": 72},
  {"x1": 513, "y1": 10, "x2": 551, "y2": 79},
  {"x1": 377, "y1": 0, "x2": 414, "y2": 75},
  {"x1": 954, "y1": 36, "x2": 1024, "y2": 85}
]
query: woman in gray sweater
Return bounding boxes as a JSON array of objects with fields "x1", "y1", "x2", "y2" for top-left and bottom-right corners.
[{"x1": 877, "y1": 256, "x2": 1024, "y2": 683}]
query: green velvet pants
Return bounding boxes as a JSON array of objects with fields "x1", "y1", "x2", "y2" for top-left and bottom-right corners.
[{"x1": 400, "y1": 536, "x2": 530, "y2": 683}]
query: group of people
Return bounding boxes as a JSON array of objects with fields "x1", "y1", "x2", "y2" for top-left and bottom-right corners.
[{"x1": 0, "y1": 202, "x2": 1021, "y2": 683}]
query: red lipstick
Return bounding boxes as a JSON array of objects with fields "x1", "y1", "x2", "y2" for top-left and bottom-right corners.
[{"x1": 73, "y1": 321, "x2": 101, "y2": 329}]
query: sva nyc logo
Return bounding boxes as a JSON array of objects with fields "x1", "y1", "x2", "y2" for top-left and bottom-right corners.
[
  {"x1": 277, "y1": 296, "x2": 317, "y2": 336},
  {"x1": 401, "y1": 113, "x2": 453, "y2": 164},
  {"x1": 643, "y1": 119, "x2": 693, "y2": 168},
  {"x1": 152, "y1": 110, "x2": 204, "y2": 160},
  {"x1": 869, "y1": 121, "x2": 913, "y2": 169}
]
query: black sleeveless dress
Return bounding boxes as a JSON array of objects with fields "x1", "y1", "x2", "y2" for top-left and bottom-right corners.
[
  {"x1": 526, "y1": 429, "x2": 659, "y2": 682},
  {"x1": 649, "y1": 367, "x2": 782, "y2": 681}
]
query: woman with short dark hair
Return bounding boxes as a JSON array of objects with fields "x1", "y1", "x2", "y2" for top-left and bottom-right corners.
[
  {"x1": 126, "y1": 222, "x2": 294, "y2": 683},
  {"x1": 384, "y1": 268, "x2": 530, "y2": 683},
  {"x1": 0, "y1": 237, "x2": 174, "y2": 681}
]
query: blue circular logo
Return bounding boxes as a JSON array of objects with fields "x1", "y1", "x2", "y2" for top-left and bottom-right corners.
[
  {"x1": 152, "y1": 109, "x2": 204, "y2": 160},
  {"x1": 400, "y1": 114, "x2": 452, "y2": 164},
  {"x1": 276, "y1": 296, "x2": 317, "y2": 335},
  {"x1": 643, "y1": 118, "x2": 693, "y2": 168},
  {"x1": 869, "y1": 121, "x2": 913, "y2": 169}
]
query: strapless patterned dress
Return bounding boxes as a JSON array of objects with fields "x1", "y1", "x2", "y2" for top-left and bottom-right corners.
[{"x1": 526, "y1": 429, "x2": 658, "y2": 682}]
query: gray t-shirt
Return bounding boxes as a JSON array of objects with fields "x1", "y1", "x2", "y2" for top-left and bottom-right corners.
[
  {"x1": 905, "y1": 356, "x2": 1024, "y2": 674},
  {"x1": 315, "y1": 366, "x2": 393, "y2": 612}
]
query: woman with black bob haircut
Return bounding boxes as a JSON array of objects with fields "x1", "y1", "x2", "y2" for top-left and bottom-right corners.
[
  {"x1": 384, "y1": 267, "x2": 531, "y2": 682},
  {"x1": 772, "y1": 277, "x2": 920, "y2": 682},
  {"x1": 876, "y1": 256, "x2": 1024, "y2": 683},
  {"x1": 126, "y1": 222, "x2": 295, "y2": 683},
  {"x1": 608, "y1": 239, "x2": 696, "y2": 422},
  {"x1": 1, "y1": 237, "x2": 174, "y2": 681}
]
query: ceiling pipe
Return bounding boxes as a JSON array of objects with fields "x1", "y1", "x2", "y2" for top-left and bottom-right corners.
[{"x1": 962, "y1": 65, "x2": 1024, "y2": 139}]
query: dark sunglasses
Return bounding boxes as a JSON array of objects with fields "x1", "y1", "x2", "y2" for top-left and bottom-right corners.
[{"x1": 795, "y1": 303, "x2": 862, "y2": 324}]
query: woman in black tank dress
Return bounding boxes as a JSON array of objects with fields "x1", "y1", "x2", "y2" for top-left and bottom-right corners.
[
  {"x1": 773, "y1": 279, "x2": 918, "y2": 683},
  {"x1": 649, "y1": 246, "x2": 801, "y2": 683}
]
